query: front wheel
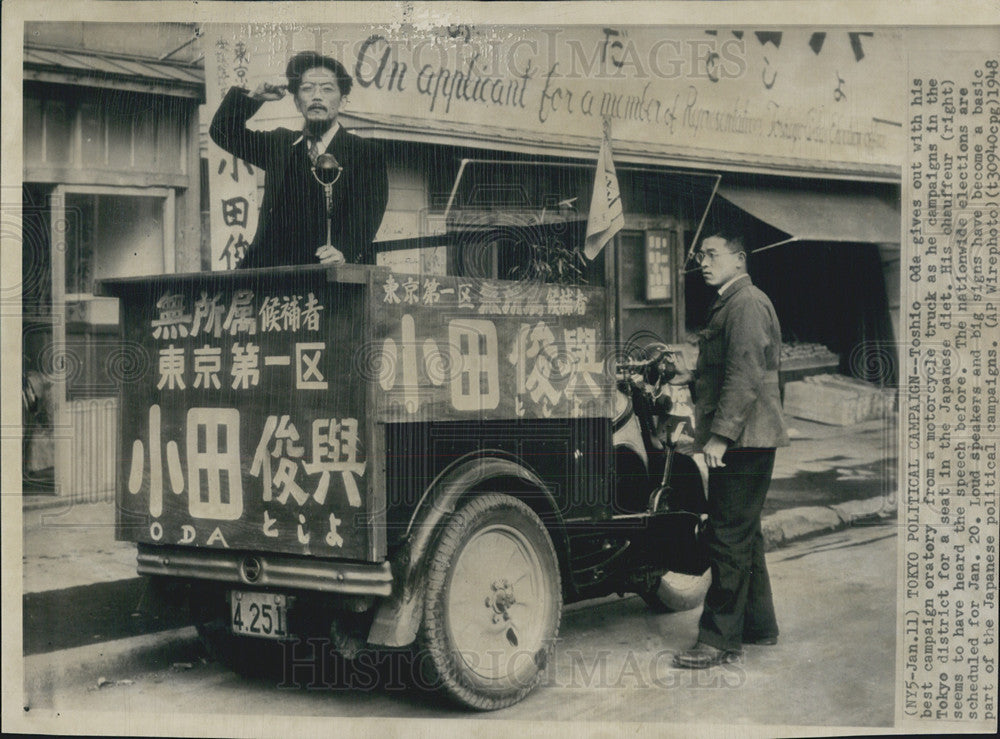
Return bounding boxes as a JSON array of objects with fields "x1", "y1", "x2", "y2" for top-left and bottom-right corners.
[{"x1": 418, "y1": 494, "x2": 562, "y2": 710}]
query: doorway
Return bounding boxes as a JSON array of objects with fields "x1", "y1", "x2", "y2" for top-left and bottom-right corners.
[{"x1": 23, "y1": 184, "x2": 174, "y2": 498}]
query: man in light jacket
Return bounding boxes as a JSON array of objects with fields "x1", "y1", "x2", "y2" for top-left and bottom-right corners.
[{"x1": 671, "y1": 231, "x2": 790, "y2": 669}]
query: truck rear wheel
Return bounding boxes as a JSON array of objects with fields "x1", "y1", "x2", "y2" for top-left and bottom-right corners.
[{"x1": 418, "y1": 494, "x2": 561, "y2": 710}]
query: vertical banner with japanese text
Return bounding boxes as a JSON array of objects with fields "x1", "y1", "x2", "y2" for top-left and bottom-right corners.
[{"x1": 203, "y1": 25, "x2": 259, "y2": 271}]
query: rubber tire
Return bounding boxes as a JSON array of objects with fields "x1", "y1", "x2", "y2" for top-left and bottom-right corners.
[
  {"x1": 189, "y1": 587, "x2": 287, "y2": 679},
  {"x1": 417, "y1": 494, "x2": 562, "y2": 711},
  {"x1": 640, "y1": 567, "x2": 712, "y2": 613}
]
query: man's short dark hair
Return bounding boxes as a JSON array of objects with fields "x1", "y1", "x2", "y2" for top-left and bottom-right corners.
[
  {"x1": 705, "y1": 231, "x2": 747, "y2": 257},
  {"x1": 286, "y1": 51, "x2": 353, "y2": 96}
]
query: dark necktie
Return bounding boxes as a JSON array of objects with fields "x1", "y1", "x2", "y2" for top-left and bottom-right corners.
[{"x1": 306, "y1": 136, "x2": 320, "y2": 165}]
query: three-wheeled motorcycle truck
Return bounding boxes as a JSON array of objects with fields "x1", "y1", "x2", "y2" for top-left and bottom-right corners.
[{"x1": 99, "y1": 236, "x2": 710, "y2": 710}]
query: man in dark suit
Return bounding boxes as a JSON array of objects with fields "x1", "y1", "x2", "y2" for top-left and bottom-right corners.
[
  {"x1": 210, "y1": 51, "x2": 388, "y2": 268},
  {"x1": 670, "y1": 232, "x2": 790, "y2": 669}
]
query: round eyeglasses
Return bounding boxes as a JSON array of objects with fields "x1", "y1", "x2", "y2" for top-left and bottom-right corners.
[{"x1": 693, "y1": 248, "x2": 742, "y2": 265}]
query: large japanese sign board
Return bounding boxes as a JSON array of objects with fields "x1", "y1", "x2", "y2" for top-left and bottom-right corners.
[
  {"x1": 371, "y1": 271, "x2": 612, "y2": 422},
  {"x1": 106, "y1": 266, "x2": 612, "y2": 560},
  {"x1": 109, "y1": 267, "x2": 371, "y2": 559}
]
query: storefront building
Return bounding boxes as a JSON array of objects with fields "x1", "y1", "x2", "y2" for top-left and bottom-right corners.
[
  {"x1": 22, "y1": 22, "x2": 203, "y2": 498},
  {"x1": 23, "y1": 23, "x2": 904, "y2": 500}
]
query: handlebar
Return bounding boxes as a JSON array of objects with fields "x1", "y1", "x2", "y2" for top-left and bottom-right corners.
[{"x1": 615, "y1": 348, "x2": 682, "y2": 385}]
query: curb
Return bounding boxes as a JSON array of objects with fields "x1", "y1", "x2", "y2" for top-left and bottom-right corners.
[
  {"x1": 762, "y1": 495, "x2": 896, "y2": 551},
  {"x1": 24, "y1": 577, "x2": 191, "y2": 655},
  {"x1": 23, "y1": 627, "x2": 202, "y2": 702},
  {"x1": 22, "y1": 494, "x2": 116, "y2": 513}
]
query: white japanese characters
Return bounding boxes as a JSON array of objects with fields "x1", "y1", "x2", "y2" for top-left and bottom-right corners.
[
  {"x1": 150, "y1": 290, "x2": 327, "y2": 392},
  {"x1": 127, "y1": 403, "x2": 365, "y2": 551},
  {"x1": 375, "y1": 273, "x2": 604, "y2": 418}
]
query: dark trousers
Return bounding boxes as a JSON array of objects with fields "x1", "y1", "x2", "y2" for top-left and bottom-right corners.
[{"x1": 697, "y1": 447, "x2": 779, "y2": 651}]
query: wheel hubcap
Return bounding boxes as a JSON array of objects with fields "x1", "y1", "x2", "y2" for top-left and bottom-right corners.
[
  {"x1": 486, "y1": 578, "x2": 515, "y2": 620},
  {"x1": 446, "y1": 524, "x2": 549, "y2": 680}
]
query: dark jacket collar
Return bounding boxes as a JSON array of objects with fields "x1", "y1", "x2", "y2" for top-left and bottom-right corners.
[{"x1": 708, "y1": 273, "x2": 753, "y2": 316}]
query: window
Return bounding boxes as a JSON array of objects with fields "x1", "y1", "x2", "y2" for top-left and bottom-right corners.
[
  {"x1": 63, "y1": 191, "x2": 170, "y2": 298},
  {"x1": 23, "y1": 85, "x2": 187, "y2": 177}
]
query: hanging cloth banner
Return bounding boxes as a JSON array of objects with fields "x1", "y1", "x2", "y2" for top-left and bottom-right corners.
[{"x1": 202, "y1": 25, "x2": 260, "y2": 271}]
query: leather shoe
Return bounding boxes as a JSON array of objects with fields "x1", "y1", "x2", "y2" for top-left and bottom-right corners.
[
  {"x1": 672, "y1": 642, "x2": 742, "y2": 669},
  {"x1": 743, "y1": 635, "x2": 778, "y2": 646}
]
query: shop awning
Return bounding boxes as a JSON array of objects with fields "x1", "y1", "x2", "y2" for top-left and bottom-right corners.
[
  {"x1": 338, "y1": 112, "x2": 899, "y2": 183},
  {"x1": 718, "y1": 186, "x2": 900, "y2": 247},
  {"x1": 24, "y1": 44, "x2": 204, "y2": 100}
]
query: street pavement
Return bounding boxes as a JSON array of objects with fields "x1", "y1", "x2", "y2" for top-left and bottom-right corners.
[
  {"x1": 20, "y1": 524, "x2": 898, "y2": 731},
  {"x1": 18, "y1": 413, "x2": 897, "y2": 682}
]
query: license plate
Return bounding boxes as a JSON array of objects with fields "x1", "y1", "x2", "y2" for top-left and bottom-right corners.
[{"x1": 230, "y1": 591, "x2": 288, "y2": 640}]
